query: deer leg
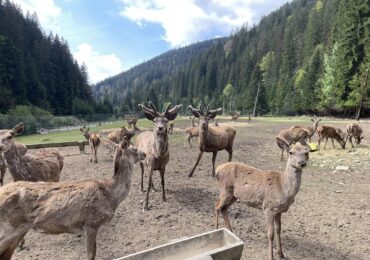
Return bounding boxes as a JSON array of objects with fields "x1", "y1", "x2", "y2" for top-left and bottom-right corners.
[
  {"x1": 90, "y1": 145, "x2": 93, "y2": 162},
  {"x1": 159, "y1": 168, "x2": 166, "y2": 203},
  {"x1": 215, "y1": 198, "x2": 220, "y2": 229},
  {"x1": 212, "y1": 152, "x2": 217, "y2": 177},
  {"x1": 0, "y1": 169, "x2": 5, "y2": 186},
  {"x1": 95, "y1": 147, "x2": 98, "y2": 163},
  {"x1": 227, "y1": 149, "x2": 233, "y2": 162},
  {"x1": 215, "y1": 194, "x2": 237, "y2": 231},
  {"x1": 140, "y1": 162, "x2": 145, "y2": 193},
  {"x1": 331, "y1": 138, "x2": 335, "y2": 149},
  {"x1": 1, "y1": 234, "x2": 25, "y2": 260},
  {"x1": 144, "y1": 167, "x2": 154, "y2": 212},
  {"x1": 220, "y1": 197, "x2": 237, "y2": 232},
  {"x1": 324, "y1": 137, "x2": 328, "y2": 149},
  {"x1": 280, "y1": 149, "x2": 284, "y2": 161},
  {"x1": 86, "y1": 227, "x2": 98, "y2": 260},
  {"x1": 265, "y1": 209, "x2": 276, "y2": 260},
  {"x1": 187, "y1": 135, "x2": 192, "y2": 148},
  {"x1": 189, "y1": 151, "x2": 204, "y2": 178},
  {"x1": 275, "y1": 213, "x2": 285, "y2": 259}
]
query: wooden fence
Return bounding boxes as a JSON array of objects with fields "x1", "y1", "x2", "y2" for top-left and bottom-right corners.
[{"x1": 26, "y1": 141, "x2": 89, "y2": 154}]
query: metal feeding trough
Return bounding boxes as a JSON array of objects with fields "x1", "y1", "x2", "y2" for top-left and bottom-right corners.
[{"x1": 115, "y1": 228, "x2": 244, "y2": 260}]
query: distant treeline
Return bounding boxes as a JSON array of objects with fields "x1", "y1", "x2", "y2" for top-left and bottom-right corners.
[
  {"x1": 0, "y1": 0, "x2": 114, "y2": 115},
  {"x1": 94, "y1": 0, "x2": 370, "y2": 117}
]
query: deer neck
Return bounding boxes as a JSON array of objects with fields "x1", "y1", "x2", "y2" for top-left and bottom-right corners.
[
  {"x1": 84, "y1": 133, "x2": 91, "y2": 141},
  {"x1": 199, "y1": 125, "x2": 209, "y2": 149},
  {"x1": 3, "y1": 143, "x2": 29, "y2": 181},
  {"x1": 153, "y1": 132, "x2": 168, "y2": 158},
  {"x1": 281, "y1": 160, "x2": 302, "y2": 199},
  {"x1": 109, "y1": 159, "x2": 133, "y2": 209}
]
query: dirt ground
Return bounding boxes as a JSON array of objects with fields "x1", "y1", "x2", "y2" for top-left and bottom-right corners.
[{"x1": 5, "y1": 117, "x2": 370, "y2": 260}]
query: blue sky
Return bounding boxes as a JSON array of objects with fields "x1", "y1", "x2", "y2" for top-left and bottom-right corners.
[{"x1": 12, "y1": 0, "x2": 290, "y2": 83}]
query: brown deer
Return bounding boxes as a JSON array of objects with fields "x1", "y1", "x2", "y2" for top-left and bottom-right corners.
[
  {"x1": 126, "y1": 115, "x2": 138, "y2": 129},
  {"x1": 0, "y1": 137, "x2": 145, "y2": 260},
  {"x1": 317, "y1": 125, "x2": 346, "y2": 149},
  {"x1": 215, "y1": 142, "x2": 310, "y2": 260},
  {"x1": 346, "y1": 123, "x2": 363, "y2": 149},
  {"x1": 231, "y1": 112, "x2": 240, "y2": 121},
  {"x1": 168, "y1": 121, "x2": 174, "y2": 134},
  {"x1": 214, "y1": 119, "x2": 219, "y2": 126},
  {"x1": 0, "y1": 143, "x2": 27, "y2": 186},
  {"x1": 188, "y1": 104, "x2": 236, "y2": 178},
  {"x1": 136, "y1": 102, "x2": 182, "y2": 211},
  {"x1": 80, "y1": 126, "x2": 101, "y2": 163},
  {"x1": 276, "y1": 127, "x2": 309, "y2": 161},
  {"x1": 185, "y1": 117, "x2": 199, "y2": 148},
  {"x1": 0, "y1": 123, "x2": 63, "y2": 182},
  {"x1": 291, "y1": 116, "x2": 321, "y2": 143},
  {"x1": 107, "y1": 126, "x2": 135, "y2": 157}
]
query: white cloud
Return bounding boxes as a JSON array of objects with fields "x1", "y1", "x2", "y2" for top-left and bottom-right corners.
[
  {"x1": 11, "y1": 0, "x2": 61, "y2": 33},
  {"x1": 73, "y1": 43, "x2": 124, "y2": 84},
  {"x1": 120, "y1": 0, "x2": 289, "y2": 47}
]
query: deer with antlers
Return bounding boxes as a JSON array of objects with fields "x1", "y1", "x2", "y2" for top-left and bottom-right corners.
[
  {"x1": 188, "y1": 104, "x2": 236, "y2": 178},
  {"x1": 80, "y1": 126, "x2": 101, "y2": 163},
  {"x1": 136, "y1": 102, "x2": 182, "y2": 212},
  {"x1": 0, "y1": 136, "x2": 145, "y2": 260},
  {"x1": 0, "y1": 123, "x2": 63, "y2": 182},
  {"x1": 215, "y1": 141, "x2": 310, "y2": 260},
  {"x1": 185, "y1": 117, "x2": 199, "y2": 148}
]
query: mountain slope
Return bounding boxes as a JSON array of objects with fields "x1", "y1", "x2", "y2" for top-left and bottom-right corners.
[
  {"x1": 94, "y1": 0, "x2": 370, "y2": 116},
  {"x1": 0, "y1": 0, "x2": 94, "y2": 115}
]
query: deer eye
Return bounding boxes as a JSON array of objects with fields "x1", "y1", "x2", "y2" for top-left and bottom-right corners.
[
  {"x1": 289, "y1": 151, "x2": 293, "y2": 155},
  {"x1": 7, "y1": 136, "x2": 12, "y2": 140}
]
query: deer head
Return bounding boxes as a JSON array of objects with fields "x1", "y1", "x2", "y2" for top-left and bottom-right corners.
[
  {"x1": 0, "y1": 122, "x2": 24, "y2": 153},
  {"x1": 80, "y1": 125, "x2": 90, "y2": 140},
  {"x1": 138, "y1": 102, "x2": 182, "y2": 136},
  {"x1": 188, "y1": 103, "x2": 222, "y2": 130},
  {"x1": 278, "y1": 138, "x2": 310, "y2": 169},
  {"x1": 115, "y1": 137, "x2": 146, "y2": 166}
]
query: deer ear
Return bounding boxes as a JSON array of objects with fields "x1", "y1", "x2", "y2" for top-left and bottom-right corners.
[
  {"x1": 138, "y1": 104, "x2": 156, "y2": 121},
  {"x1": 165, "y1": 104, "x2": 182, "y2": 121},
  {"x1": 276, "y1": 137, "x2": 290, "y2": 151},
  {"x1": 12, "y1": 122, "x2": 24, "y2": 136}
]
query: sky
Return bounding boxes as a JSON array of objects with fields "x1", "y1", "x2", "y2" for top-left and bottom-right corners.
[{"x1": 11, "y1": 0, "x2": 291, "y2": 84}]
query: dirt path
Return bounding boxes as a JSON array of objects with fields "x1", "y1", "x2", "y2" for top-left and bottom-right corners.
[{"x1": 5, "y1": 118, "x2": 370, "y2": 259}]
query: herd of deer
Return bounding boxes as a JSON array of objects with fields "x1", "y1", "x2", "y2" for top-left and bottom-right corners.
[{"x1": 0, "y1": 104, "x2": 365, "y2": 260}]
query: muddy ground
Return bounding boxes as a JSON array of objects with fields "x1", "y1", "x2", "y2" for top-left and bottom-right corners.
[{"x1": 5, "y1": 117, "x2": 370, "y2": 260}]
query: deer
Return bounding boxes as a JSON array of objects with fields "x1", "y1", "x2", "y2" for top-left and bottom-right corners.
[
  {"x1": 168, "y1": 121, "x2": 174, "y2": 134},
  {"x1": 214, "y1": 119, "x2": 219, "y2": 126},
  {"x1": 0, "y1": 137, "x2": 145, "y2": 260},
  {"x1": 80, "y1": 126, "x2": 101, "y2": 163},
  {"x1": 0, "y1": 123, "x2": 63, "y2": 182},
  {"x1": 215, "y1": 141, "x2": 310, "y2": 260},
  {"x1": 107, "y1": 126, "x2": 135, "y2": 157},
  {"x1": 0, "y1": 143, "x2": 27, "y2": 186},
  {"x1": 346, "y1": 123, "x2": 363, "y2": 149},
  {"x1": 135, "y1": 102, "x2": 182, "y2": 212},
  {"x1": 126, "y1": 115, "x2": 138, "y2": 129},
  {"x1": 291, "y1": 116, "x2": 321, "y2": 143},
  {"x1": 188, "y1": 104, "x2": 236, "y2": 178},
  {"x1": 276, "y1": 127, "x2": 309, "y2": 161},
  {"x1": 185, "y1": 117, "x2": 199, "y2": 148},
  {"x1": 317, "y1": 125, "x2": 346, "y2": 149},
  {"x1": 231, "y1": 112, "x2": 240, "y2": 121}
]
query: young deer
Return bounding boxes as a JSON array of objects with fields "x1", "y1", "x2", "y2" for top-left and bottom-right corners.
[
  {"x1": 346, "y1": 123, "x2": 363, "y2": 149},
  {"x1": 80, "y1": 126, "x2": 101, "y2": 163},
  {"x1": 107, "y1": 126, "x2": 135, "y2": 157},
  {"x1": 317, "y1": 125, "x2": 346, "y2": 149},
  {"x1": 276, "y1": 127, "x2": 309, "y2": 161},
  {"x1": 0, "y1": 137, "x2": 145, "y2": 260},
  {"x1": 215, "y1": 141, "x2": 310, "y2": 260},
  {"x1": 168, "y1": 121, "x2": 174, "y2": 134},
  {"x1": 0, "y1": 143, "x2": 27, "y2": 186},
  {"x1": 188, "y1": 104, "x2": 236, "y2": 178},
  {"x1": 185, "y1": 117, "x2": 199, "y2": 148},
  {"x1": 0, "y1": 123, "x2": 63, "y2": 182},
  {"x1": 291, "y1": 116, "x2": 321, "y2": 143},
  {"x1": 136, "y1": 102, "x2": 182, "y2": 211},
  {"x1": 126, "y1": 116, "x2": 138, "y2": 129}
]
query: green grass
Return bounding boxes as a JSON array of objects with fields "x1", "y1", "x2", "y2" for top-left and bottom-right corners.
[{"x1": 15, "y1": 119, "x2": 154, "y2": 145}]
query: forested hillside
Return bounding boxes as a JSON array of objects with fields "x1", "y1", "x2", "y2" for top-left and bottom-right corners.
[
  {"x1": 0, "y1": 0, "x2": 95, "y2": 115},
  {"x1": 94, "y1": 0, "x2": 370, "y2": 117}
]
